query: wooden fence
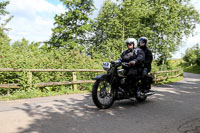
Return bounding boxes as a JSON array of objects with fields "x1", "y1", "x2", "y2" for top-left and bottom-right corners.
[
  {"x1": 152, "y1": 70, "x2": 183, "y2": 84},
  {"x1": 0, "y1": 68, "x2": 183, "y2": 95}
]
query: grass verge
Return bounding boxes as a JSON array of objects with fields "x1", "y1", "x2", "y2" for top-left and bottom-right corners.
[
  {"x1": 0, "y1": 76, "x2": 184, "y2": 101},
  {"x1": 0, "y1": 86, "x2": 91, "y2": 101},
  {"x1": 184, "y1": 65, "x2": 200, "y2": 74},
  {"x1": 154, "y1": 76, "x2": 184, "y2": 85}
]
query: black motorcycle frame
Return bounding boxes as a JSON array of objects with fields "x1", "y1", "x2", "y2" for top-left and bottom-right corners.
[{"x1": 92, "y1": 61, "x2": 149, "y2": 109}]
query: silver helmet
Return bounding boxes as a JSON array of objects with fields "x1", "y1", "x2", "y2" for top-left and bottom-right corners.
[{"x1": 125, "y1": 38, "x2": 137, "y2": 48}]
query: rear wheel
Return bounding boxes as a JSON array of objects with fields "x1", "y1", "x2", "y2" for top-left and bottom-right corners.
[
  {"x1": 92, "y1": 78, "x2": 115, "y2": 109},
  {"x1": 135, "y1": 89, "x2": 147, "y2": 102}
]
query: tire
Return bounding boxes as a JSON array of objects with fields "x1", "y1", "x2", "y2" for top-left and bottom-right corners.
[
  {"x1": 135, "y1": 90, "x2": 147, "y2": 102},
  {"x1": 92, "y1": 78, "x2": 115, "y2": 109}
]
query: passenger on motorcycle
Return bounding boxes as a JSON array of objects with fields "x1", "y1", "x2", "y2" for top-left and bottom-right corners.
[
  {"x1": 118, "y1": 38, "x2": 145, "y2": 89},
  {"x1": 138, "y1": 37, "x2": 153, "y2": 92}
]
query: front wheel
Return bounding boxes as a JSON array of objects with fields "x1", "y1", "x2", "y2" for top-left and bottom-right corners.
[{"x1": 92, "y1": 78, "x2": 115, "y2": 109}]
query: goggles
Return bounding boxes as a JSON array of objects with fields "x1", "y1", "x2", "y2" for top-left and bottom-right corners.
[{"x1": 126, "y1": 43, "x2": 134, "y2": 45}]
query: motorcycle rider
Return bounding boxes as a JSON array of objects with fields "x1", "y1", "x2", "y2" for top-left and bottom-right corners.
[
  {"x1": 138, "y1": 37, "x2": 153, "y2": 92},
  {"x1": 119, "y1": 38, "x2": 145, "y2": 89}
]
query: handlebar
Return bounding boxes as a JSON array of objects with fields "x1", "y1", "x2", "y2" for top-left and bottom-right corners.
[
  {"x1": 110, "y1": 61, "x2": 129, "y2": 67},
  {"x1": 121, "y1": 62, "x2": 129, "y2": 67}
]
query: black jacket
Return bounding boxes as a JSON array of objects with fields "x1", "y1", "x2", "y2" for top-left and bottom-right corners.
[
  {"x1": 140, "y1": 46, "x2": 153, "y2": 73},
  {"x1": 121, "y1": 48, "x2": 145, "y2": 65}
]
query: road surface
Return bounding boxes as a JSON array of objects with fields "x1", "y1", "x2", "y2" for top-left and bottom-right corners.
[{"x1": 0, "y1": 72, "x2": 200, "y2": 133}]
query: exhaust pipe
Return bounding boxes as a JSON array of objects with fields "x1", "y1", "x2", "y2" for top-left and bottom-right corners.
[{"x1": 144, "y1": 91, "x2": 155, "y2": 96}]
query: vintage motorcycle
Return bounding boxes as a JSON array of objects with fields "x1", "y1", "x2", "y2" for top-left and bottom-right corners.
[{"x1": 92, "y1": 61, "x2": 154, "y2": 109}]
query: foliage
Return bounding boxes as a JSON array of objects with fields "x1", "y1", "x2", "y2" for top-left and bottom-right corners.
[
  {"x1": 0, "y1": 37, "x2": 105, "y2": 95},
  {"x1": 0, "y1": 1, "x2": 9, "y2": 16},
  {"x1": 155, "y1": 76, "x2": 184, "y2": 85},
  {"x1": 0, "y1": 86, "x2": 89, "y2": 101},
  {"x1": 48, "y1": 0, "x2": 95, "y2": 50},
  {"x1": 88, "y1": 0, "x2": 200, "y2": 63},
  {"x1": 183, "y1": 44, "x2": 200, "y2": 66},
  {"x1": 0, "y1": 0, "x2": 195, "y2": 100},
  {"x1": 0, "y1": 0, "x2": 12, "y2": 47},
  {"x1": 151, "y1": 58, "x2": 183, "y2": 72},
  {"x1": 184, "y1": 65, "x2": 200, "y2": 74}
]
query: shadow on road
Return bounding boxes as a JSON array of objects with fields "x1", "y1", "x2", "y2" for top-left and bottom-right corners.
[
  {"x1": 15, "y1": 93, "x2": 153, "y2": 133},
  {"x1": 14, "y1": 73, "x2": 200, "y2": 133}
]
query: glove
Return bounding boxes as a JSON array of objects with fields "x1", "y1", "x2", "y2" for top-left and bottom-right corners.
[
  {"x1": 110, "y1": 61, "x2": 115, "y2": 64},
  {"x1": 115, "y1": 59, "x2": 121, "y2": 63},
  {"x1": 129, "y1": 61, "x2": 136, "y2": 66}
]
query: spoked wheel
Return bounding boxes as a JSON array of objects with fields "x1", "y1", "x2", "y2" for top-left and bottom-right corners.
[{"x1": 92, "y1": 78, "x2": 115, "y2": 109}]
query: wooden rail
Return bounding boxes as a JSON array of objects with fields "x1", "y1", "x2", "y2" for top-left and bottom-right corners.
[
  {"x1": 0, "y1": 68, "x2": 183, "y2": 95},
  {"x1": 0, "y1": 68, "x2": 105, "y2": 72},
  {"x1": 151, "y1": 69, "x2": 183, "y2": 83},
  {"x1": 0, "y1": 68, "x2": 104, "y2": 95}
]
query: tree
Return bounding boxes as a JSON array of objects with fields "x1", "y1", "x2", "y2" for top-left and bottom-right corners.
[
  {"x1": 90, "y1": 0, "x2": 200, "y2": 63},
  {"x1": 146, "y1": 0, "x2": 200, "y2": 65},
  {"x1": 89, "y1": 0, "x2": 145, "y2": 59},
  {"x1": 88, "y1": 0, "x2": 124, "y2": 59},
  {"x1": 48, "y1": 0, "x2": 95, "y2": 50},
  {"x1": 0, "y1": 1, "x2": 9, "y2": 16},
  {"x1": 0, "y1": 1, "x2": 12, "y2": 47},
  {"x1": 183, "y1": 44, "x2": 200, "y2": 66}
]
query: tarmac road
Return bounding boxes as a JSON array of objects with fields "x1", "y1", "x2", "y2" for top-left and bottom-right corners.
[{"x1": 0, "y1": 72, "x2": 200, "y2": 133}]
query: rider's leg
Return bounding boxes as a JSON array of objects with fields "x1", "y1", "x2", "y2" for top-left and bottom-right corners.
[{"x1": 127, "y1": 68, "x2": 138, "y2": 89}]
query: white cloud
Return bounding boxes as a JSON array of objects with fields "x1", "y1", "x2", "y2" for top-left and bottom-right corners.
[
  {"x1": 6, "y1": 0, "x2": 65, "y2": 42},
  {"x1": 8, "y1": 0, "x2": 65, "y2": 15},
  {"x1": 35, "y1": 16, "x2": 52, "y2": 26}
]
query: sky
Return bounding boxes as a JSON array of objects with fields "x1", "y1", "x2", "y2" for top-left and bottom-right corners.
[{"x1": 3, "y1": 0, "x2": 200, "y2": 59}]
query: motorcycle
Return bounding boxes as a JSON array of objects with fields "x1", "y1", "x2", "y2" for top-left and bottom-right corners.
[{"x1": 92, "y1": 61, "x2": 154, "y2": 109}]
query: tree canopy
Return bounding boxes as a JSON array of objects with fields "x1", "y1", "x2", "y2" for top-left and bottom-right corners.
[
  {"x1": 0, "y1": 1, "x2": 11, "y2": 47},
  {"x1": 183, "y1": 44, "x2": 200, "y2": 65},
  {"x1": 88, "y1": 0, "x2": 200, "y2": 63},
  {"x1": 48, "y1": 0, "x2": 95, "y2": 51},
  {"x1": 1, "y1": 0, "x2": 200, "y2": 66}
]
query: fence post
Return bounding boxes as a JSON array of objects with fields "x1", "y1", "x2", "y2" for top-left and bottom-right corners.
[
  {"x1": 166, "y1": 72, "x2": 169, "y2": 80},
  {"x1": 72, "y1": 72, "x2": 77, "y2": 90},
  {"x1": 28, "y1": 71, "x2": 33, "y2": 88},
  {"x1": 154, "y1": 74, "x2": 157, "y2": 84},
  {"x1": 7, "y1": 88, "x2": 10, "y2": 95}
]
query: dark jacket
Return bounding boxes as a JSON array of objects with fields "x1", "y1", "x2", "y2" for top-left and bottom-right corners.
[
  {"x1": 140, "y1": 46, "x2": 153, "y2": 73},
  {"x1": 121, "y1": 48, "x2": 145, "y2": 65}
]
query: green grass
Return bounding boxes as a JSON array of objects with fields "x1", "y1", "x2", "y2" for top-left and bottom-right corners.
[
  {"x1": 184, "y1": 65, "x2": 200, "y2": 74},
  {"x1": 154, "y1": 76, "x2": 184, "y2": 85},
  {"x1": 169, "y1": 59, "x2": 184, "y2": 68},
  {"x1": 0, "y1": 76, "x2": 184, "y2": 101},
  {"x1": 0, "y1": 86, "x2": 90, "y2": 101}
]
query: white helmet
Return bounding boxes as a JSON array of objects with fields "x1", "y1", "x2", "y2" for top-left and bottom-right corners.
[
  {"x1": 138, "y1": 37, "x2": 148, "y2": 46},
  {"x1": 125, "y1": 38, "x2": 137, "y2": 48}
]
